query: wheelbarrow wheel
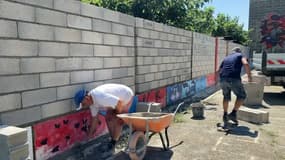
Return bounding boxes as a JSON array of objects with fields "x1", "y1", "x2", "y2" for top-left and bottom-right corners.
[{"x1": 128, "y1": 131, "x2": 147, "y2": 160}]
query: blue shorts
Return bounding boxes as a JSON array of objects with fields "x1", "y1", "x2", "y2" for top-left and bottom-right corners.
[{"x1": 220, "y1": 78, "x2": 246, "y2": 101}]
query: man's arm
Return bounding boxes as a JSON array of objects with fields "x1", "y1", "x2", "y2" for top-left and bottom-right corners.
[
  {"x1": 241, "y1": 57, "x2": 252, "y2": 82},
  {"x1": 88, "y1": 115, "x2": 99, "y2": 138}
]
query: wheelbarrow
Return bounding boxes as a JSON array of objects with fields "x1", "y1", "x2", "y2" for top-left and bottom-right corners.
[{"x1": 117, "y1": 102, "x2": 184, "y2": 160}]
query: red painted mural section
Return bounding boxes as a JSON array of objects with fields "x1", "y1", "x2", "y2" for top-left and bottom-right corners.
[
  {"x1": 207, "y1": 73, "x2": 216, "y2": 87},
  {"x1": 138, "y1": 87, "x2": 167, "y2": 107},
  {"x1": 33, "y1": 110, "x2": 108, "y2": 160}
]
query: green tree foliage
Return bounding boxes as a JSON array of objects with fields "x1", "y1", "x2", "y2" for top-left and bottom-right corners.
[{"x1": 81, "y1": 0, "x2": 249, "y2": 45}]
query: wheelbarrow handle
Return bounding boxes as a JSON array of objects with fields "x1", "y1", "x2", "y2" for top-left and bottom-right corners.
[{"x1": 173, "y1": 102, "x2": 184, "y2": 115}]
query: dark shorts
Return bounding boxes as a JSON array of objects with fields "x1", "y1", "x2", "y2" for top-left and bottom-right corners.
[{"x1": 220, "y1": 78, "x2": 246, "y2": 101}]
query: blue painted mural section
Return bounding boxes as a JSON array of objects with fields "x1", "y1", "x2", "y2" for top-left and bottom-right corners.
[
  {"x1": 166, "y1": 83, "x2": 183, "y2": 105},
  {"x1": 181, "y1": 80, "x2": 196, "y2": 99},
  {"x1": 194, "y1": 76, "x2": 207, "y2": 93}
]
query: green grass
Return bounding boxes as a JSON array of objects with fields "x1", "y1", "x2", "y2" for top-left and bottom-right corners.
[{"x1": 174, "y1": 113, "x2": 185, "y2": 123}]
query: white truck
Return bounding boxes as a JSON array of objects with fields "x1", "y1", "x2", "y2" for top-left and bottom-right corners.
[{"x1": 252, "y1": 51, "x2": 285, "y2": 88}]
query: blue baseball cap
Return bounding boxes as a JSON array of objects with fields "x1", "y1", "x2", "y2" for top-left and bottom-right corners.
[{"x1": 74, "y1": 89, "x2": 86, "y2": 108}]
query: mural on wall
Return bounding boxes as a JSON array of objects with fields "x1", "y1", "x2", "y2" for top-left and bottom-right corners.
[
  {"x1": 206, "y1": 73, "x2": 216, "y2": 87},
  {"x1": 166, "y1": 83, "x2": 183, "y2": 105},
  {"x1": 138, "y1": 88, "x2": 166, "y2": 107},
  {"x1": 181, "y1": 80, "x2": 196, "y2": 99},
  {"x1": 33, "y1": 110, "x2": 108, "y2": 160},
  {"x1": 260, "y1": 13, "x2": 285, "y2": 49},
  {"x1": 195, "y1": 76, "x2": 207, "y2": 93}
]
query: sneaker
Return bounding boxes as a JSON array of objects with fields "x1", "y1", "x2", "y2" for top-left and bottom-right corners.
[{"x1": 228, "y1": 112, "x2": 238, "y2": 124}]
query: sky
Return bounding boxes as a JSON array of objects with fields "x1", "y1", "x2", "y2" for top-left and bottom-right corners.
[{"x1": 205, "y1": 0, "x2": 250, "y2": 31}]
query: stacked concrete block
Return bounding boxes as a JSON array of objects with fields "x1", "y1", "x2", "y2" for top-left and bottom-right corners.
[
  {"x1": 135, "y1": 17, "x2": 192, "y2": 93},
  {"x1": 192, "y1": 32, "x2": 215, "y2": 78},
  {"x1": 0, "y1": 126, "x2": 29, "y2": 160},
  {"x1": 238, "y1": 107, "x2": 269, "y2": 124},
  {"x1": 243, "y1": 82, "x2": 264, "y2": 106}
]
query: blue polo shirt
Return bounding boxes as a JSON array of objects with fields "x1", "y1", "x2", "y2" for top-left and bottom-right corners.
[{"x1": 219, "y1": 52, "x2": 243, "y2": 80}]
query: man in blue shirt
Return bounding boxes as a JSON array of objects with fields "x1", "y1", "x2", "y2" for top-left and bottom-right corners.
[{"x1": 219, "y1": 47, "x2": 252, "y2": 124}]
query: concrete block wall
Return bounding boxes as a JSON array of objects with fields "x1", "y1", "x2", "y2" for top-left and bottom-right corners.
[
  {"x1": 249, "y1": 0, "x2": 285, "y2": 53},
  {"x1": 192, "y1": 32, "x2": 215, "y2": 78},
  {"x1": 0, "y1": 0, "x2": 136, "y2": 126},
  {"x1": 135, "y1": 18, "x2": 192, "y2": 93}
]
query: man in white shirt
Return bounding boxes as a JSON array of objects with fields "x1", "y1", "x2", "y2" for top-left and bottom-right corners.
[{"x1": 74, "y1": 83, "x2": 134, "y2": 148}]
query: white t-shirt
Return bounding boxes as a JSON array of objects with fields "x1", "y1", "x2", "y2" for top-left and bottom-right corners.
[{"x1": 89, "y1": 84, "x2": 134, "y2": 116}]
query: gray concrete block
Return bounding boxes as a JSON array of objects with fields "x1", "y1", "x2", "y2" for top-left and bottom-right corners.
[
  {"x1": 36, "y1": 8, "x2": 67, "y2": 26},
  {"x1": 70, "y1": 44, "x2": 93, "y2": 57},
  {"x1": 128, "y1": 67, "x2": 135, "y2": 76},
  {"x1": 82, "y1": 31, "x2": 103, "y2": 44},
  {"x1": 0, "y1": 126, "x2": 27, "y2": 150},
  {"x1": 94, "y1": 45, "x2": 112, "y2": 56},
  {"x1": 71, "y1": 71, "x2": 94, "y2": 84},
  {"x1": 54, "y1": 0, "x2": 81, "y2": 14},
  {"x1": 54, "y1": 27, "x2": 81, "y2": 42},
  {"x1": 92, "y1": 19, "x2": 112, "y2": 33},
  {"x1": 0, "y1": 107, "x2": 42, "y2": 126},
  {"x1": 137, "y1": 66, "x2": 150, "y2": 74},
  {"x1": 82, "y1": 57, "x2": 103, "y2": 69},
  {"x1": 57, "y1": 85, "x2": 82, "y2": 100},
  {"x1": 120, "y1": 36, "x2": 134, "y2": 47},
  {"x1": 238, "y1": 107, "x2": 269, "y2": 124},
  {"x1": 94, "y1": 69, "x2": 112, "y2": 80},
  {"x1": 9, "y1": 143, "x2": 29, "y2": 160},
  {"x1": 40, "y1": 72, "x2": 70, "y2": 88},
  {"x1": 0, "y1": 19, "x2": 17, "y2": 38},
  {"x1": 103, "y1": 58, "x2": 121, "y2": 68},
  {"x1": 103, "y1": 8, "x2": 120, "y2": 23},
  {"x1": 0, "y1": 1, "x2": 35, "y2": 22},
  {"x1": 22, "y1": 88, "x2": 57, "y2": 107},
  {"x1": 39, "y1": 42, "x2": 69, "y2": 57},
  {"x1": 112, "y1": 47, "x2": 128, "y2": 56},
  {"x1": 0, "y1": 40, "x2": 38, "y2": 57},
  {"x1": 81, "y1": 3, "x2": 104, "y2": 19},
  {"x1": 67, "y1": 14, "x2": 92, "y2": 30},
  {"x1": 13, "y1": 0, "x2": 53, "y2": 8},
  {"x1": 112, "y1": 68, "x2": 128, "y2": 78},
  {"x1": 103, "y1": 34, "x2": 120, "y2": 45},
  {"x1": 119, "y1": 13, "x2": 135, "y2": 26},
  {"x1": 135, "y1": 18, "x2": 144, "y2": 28},
  {"x1": 120, "y1": 77, "x2": 134, "y2": 86},
  {"x1": 0, "y1": 75, "x2": 39, "y2": 94},
  {"x1": 56, "y1": 58, "x2": 82, "y2": 71},
  {"x1": 41, "y1": 100, "x2": 72, "y2": 118},
  {"x1": 121, "y1": 57, "x2": 134, "y2": 67},
  {"x1": 112, "y1": 23, "x2": 128, "y2": 35},
  {"x1": 18, "y1": 22, "x2": 54, "y2": 40},
  {"x1": 21, "y1": 58, "x2": 55, "y2": 73},
  {"x1": 243, "y1": 82, "x2": 264, "y2": 106},
  {"x1": 136, "y1": 102, "x2": 161, "y2": 112},
  {"x1": 136, "y1": 83, "x2": 150, "y2": 93},
  {"x1": 0, "y1": 94, "x2": 21, "y2": 112},
  {"x1": 0, "y1": 58, "x2": 20, "y2": 75}
]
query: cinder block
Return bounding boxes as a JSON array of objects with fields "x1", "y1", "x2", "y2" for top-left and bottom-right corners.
[
  {"x1": 82, "y1": 57, "x2": 103, "y2": 69},
  {"x1": 0, "y1": 126, "x2": 27, "y2": 148},
  {"x1": 41, "y1": 100, "x2": 72, "y2": 118},
  {"x1": 56, "y1": 58, "x2": 82, "y2": 71},
  {"x1": 238, "y1": 107, "x2": 269, "y2": 124},
  {"x1": 0, "y1": 40, "x2": 38, "y2": 57},
  {"x1": 39, "y1": 42, "x2": 69, "y2": 57},
  {"x1": 70, "y1": 44, "x2": 93, "y2": 57},
  {"x1": 57, "y1": 85, "x2": 82, "y2": 100},
  {"x1": 94, "y1": 69, "x2": 113, "y2": 81},
  {"x1": 104, "y1": 34, "x2": 120, "y2": 45},
  {"x1": 103, "y1": 8, "x2": 120, "y2": 23},
  {"x1": 22, "y1": 88, "x2": 57, "y2": 107},
  {"x1": 40, "y1": 72, "x2": 70, "y2": 87},
  {"x1": 54, "y1": 28, "x2": 81, "y2": 42},
  {"x1": 21, "y1": 58, "x2": 55, "y2": 73},
  {"x1": 0, "y1": 75, "x2": 39, "y2": 94},
  {"x1": 94, "y1": 45, "x2": 112, "y2": 56},
  {"x1": 36, "y1": 8, "x2": 67, "y2": 26},
  {"x1": 0, "y1": 94, "x2": 21, "y2": 112},
  {"x1": 81, "y1": 3, "x2": 104, "y2": 19},
  {"x1": 120, "y1": 36, "x2": 134, "y2": 47},
  {"x1": 70, "y1": 71, "x2": 94, "y2": 84},
  {"x1": 0, "y1": 107, "x2": 42, "y2": 126},
  {"x1": 67, "y1": 14, "x2": 92, "y2": 30},
  {"x1": 0, "y1": 58, "x2": 20, "y2": 75},
  {"x1": 136, "y1": 83, "x2": 150, "y2": 93},
  {"x1": 13, "y1": 0, "x2": 53, "y2": 8},
  {"x1": 0, "y1": 1, "x2": 35, "y2": 22},
  {"x1": 92, "y1": 19, "x2": 112, "y2": 33},
  {"x1": 0, "y1": 19, "x2": 17, "y2": 38},
  {"x1": 121, "y1": 57, "x2": 134, "y2": 67},
  {"x1": 136, "y1": 102, "x2": 161, "y2": 112},
  {"x1": 103, "y1": 58, "x2": 121, "y2": 68},
  {"x1": 18, "y1": 22, "x2": 54, "y2": 40},
  {"x1": 81, "y1": 31, "x2": 103, "y2": 44},
  {"x1": 9, "y1": 143, "x2": 29, "y2": 160},
  {"x1": 112, "y1": 23, "x2": 128, "y2": 35},
  {"x1": 54, "y1": 0, "x2": 81, "y2": 14},
  {"x1": 119, "y1": 13, "x2": 135, "y2": 26},
  {"x1": 112, "y1": 68, "x2": 128, "y2": 78},
  {"x1": 243, "y1": 82, "x2": 264, "y2": 106}
]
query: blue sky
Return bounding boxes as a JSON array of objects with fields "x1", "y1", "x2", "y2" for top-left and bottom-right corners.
[{"x1": 205, "y1": 0, "x2": 250, "y2": 31}]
